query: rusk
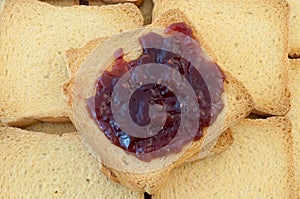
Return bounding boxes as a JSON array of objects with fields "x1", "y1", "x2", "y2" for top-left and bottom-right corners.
[
  {"x1": 287, "y1": 59, "x2": 300, "y2": 197},
  {"x1": 0, "y1": 0, "x2": 143, "y2": 127},
  {"x1": 152, "y1": 0, "x2": 290, "y2": 116},
  {"x1": 152, "y1": 117, "x2": 295, "y2": 199},
  {"x1": 64, "y1": 13, "x2": 253, "y2": 193},
  {"x1": 64, "y1": 12, "x2": 253, "y2": 164},
  {"x1": 0, "y1": 127, "x2": 143, "y2": 198}
]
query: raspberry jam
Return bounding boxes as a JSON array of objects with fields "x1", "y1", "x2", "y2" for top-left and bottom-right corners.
[{"x1": 87, "y1": 23, "x2": 225, "y2": 161}]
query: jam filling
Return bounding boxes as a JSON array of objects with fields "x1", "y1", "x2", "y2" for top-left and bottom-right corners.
[{"x1": 87, "y1": 23, "x2": 225, "y2": 161}]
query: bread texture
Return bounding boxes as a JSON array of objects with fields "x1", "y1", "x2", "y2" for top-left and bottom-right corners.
[
  {"x1": 287, "y1": 59, "x2": 300, "y2": 197},
  {"x1": 0, "y1": 127, "x2": 143, "y2": 198},
  {"x1": 39, "y1": 0, "x2": 78, "y2": 6},
  {"x1": 287, "y1": 0, "x2": 300, "y2": 58},
  {"x1": 152, "y1": 1, "x2": 290, "y2": 116},
  {"x1": 64, "y1": 23, "x2": 253, "y2": 193},
  {"x1": 0, "y1": 0, "x2": 143, "y2": 127},
  {"x1": 24, "y1": 121, "x2": 76, "y2": 135},
  {"x1": 152, "y1": 117, "x2": 295, "y2": 199}
]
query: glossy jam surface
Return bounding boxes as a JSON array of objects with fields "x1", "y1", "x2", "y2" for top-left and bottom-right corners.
[{"x1": 87, "y1": 23, "x2": 225, "y2": 161}]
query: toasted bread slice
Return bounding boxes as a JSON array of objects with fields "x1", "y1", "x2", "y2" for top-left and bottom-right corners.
[
  {"x1": 0, "y1": 0, "x2": 143, "y2": 127},
  {"x1": 39, "y1": 0, "x2": 78, "y2": 6},
  {"x1": 152, "y1": 1, "x2": 290, "y2": 116},
  {"x1": 152, "y1": 117, "x2": 295, "y2": 198},
  {"x1": 24, "y1": 121, "x2": 76, "y2": 135},
  {"x1": 287, "y1": 59, "x2": 300, "y2": 197},
  {"x1": 64, "y1": 22, "x2": 253, "y2": 192},
  {"x1": 287, "y1": 0, "x2": 300, "y2": 58},
  {"x1": 0, "y1": 127, "x2": 143, "y2": 198}
]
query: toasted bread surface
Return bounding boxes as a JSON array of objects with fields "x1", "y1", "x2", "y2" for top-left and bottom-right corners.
[
  {"x1": 0, "y1": 0, "x2": 143, "y2": 127},
  {"x1": 0, "y1": 127, "x2": 143, "y2": 198},
  {"x1": 152, "y1": 117, "x2": 295, "y2": 199}
]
